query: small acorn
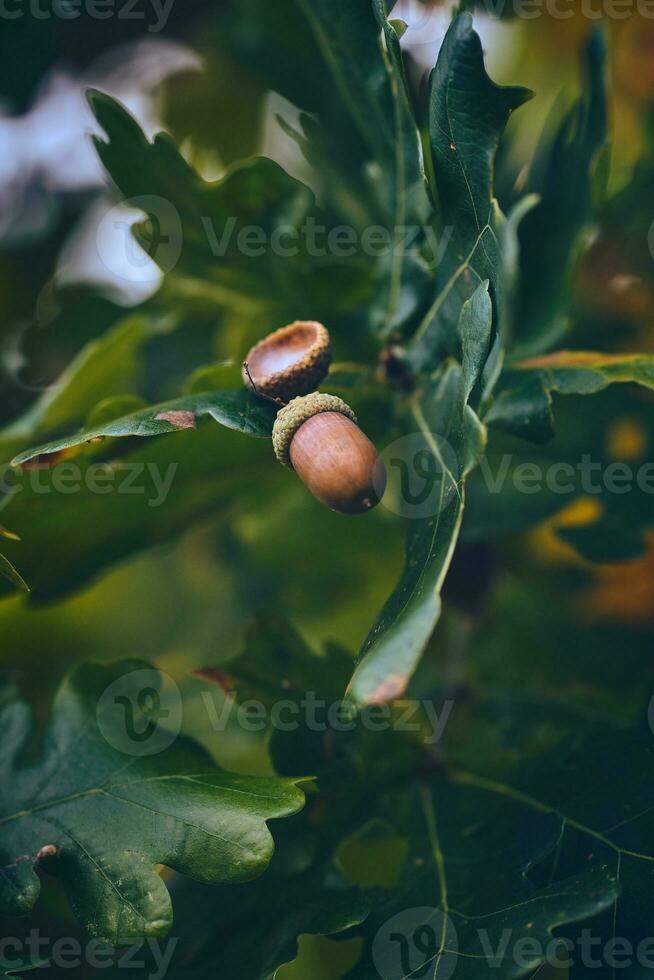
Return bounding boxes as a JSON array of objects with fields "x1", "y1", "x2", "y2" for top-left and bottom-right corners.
[
  {"x1": 243, "y1": 321, "x2": 331, "y2": 402},
  {"x1": 272, "y1": 393, "x2": 386, "y2": 515}
]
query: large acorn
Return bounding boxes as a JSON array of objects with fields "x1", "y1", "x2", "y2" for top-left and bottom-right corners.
[
  {"x1": 272, "y1": 393, "x2": 386, "y2": 514},
  {"x1": 242, "y1": 320, "x2": 331, "y2": 402},
  {"x1": 244, "y1": 322, "x2": 386, "y2": 514}
]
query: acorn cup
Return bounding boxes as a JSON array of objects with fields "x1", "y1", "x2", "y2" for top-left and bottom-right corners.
[
  {"x1": 243, "y1": 322, "x2": 386, "y2": 515},
  {"x1": 242, "y1": 320, "x2": 331, "y2": 402}
]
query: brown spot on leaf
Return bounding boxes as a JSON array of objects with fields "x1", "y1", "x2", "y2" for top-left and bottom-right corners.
[
  {"x1": 21, "y1": 450, "x2": 70, "y2": 470},
  {"x1": 36, "y1": 844, "x2": 58, "y2": 861},
  {"x1": 155, "y1": 410, "x2": 196, "y2": 430},
  {"x1": 192, "y1": 667, "x2": 235, "y2": 696},
  {"x1": 367, "y1": 673, "x2": 408, "y2": 705}
]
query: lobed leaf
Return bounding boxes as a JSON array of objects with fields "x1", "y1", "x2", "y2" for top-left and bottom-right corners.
[
  {"x1": 347, "y1": 283, "x2": 492, "y2": 706},
  {"x1": 114, "y1": 844, "x2": 367, "y2": 980},
  {"x1": 0, "y1": 315, "x2": 153, "y2": 466},
  {"x1": 345, "y1": 778, "x2": 617, "y2": 979},
  {"x1": 11, "y1": 390, "x2": 276, "y2": 468},
  {"x1": 489, "y1": 350, "x2": 654, "y2": 444},
  {"x1": 344, "y1": 695, "x2": 654, "y2": 978},
  {"x1": 88, "y1": 91, "x2": 369, "y2": 327},
  {"x1": 0, "y1": 420, "x2": 283, "y2": 602},
  {"x1": 407, "y1": 13, "x2": 531, "y2": 372},
  {"x1": 0, "y1": 661, "x2": 305, "y2": 942},
  {"x1": 514, "y1": 29, "x2": 608, "y2": 355}
]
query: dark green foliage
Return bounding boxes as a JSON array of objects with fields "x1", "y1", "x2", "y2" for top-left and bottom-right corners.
[{"x1": 1, "y1": 5, "x2": 653, "y2": 979}]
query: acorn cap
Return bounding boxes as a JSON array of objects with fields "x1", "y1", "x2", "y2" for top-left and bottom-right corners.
[
  {"x1": 272, "y1": 393, "x2": 356, "y2": 467},
  {"x1": 243, "y1": 321, "x2": 332, "y2": 402}
]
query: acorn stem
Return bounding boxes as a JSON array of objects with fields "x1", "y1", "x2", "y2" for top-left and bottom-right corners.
[{"x1": 242, "y1": 361, "x2": 286, "y2": 407}]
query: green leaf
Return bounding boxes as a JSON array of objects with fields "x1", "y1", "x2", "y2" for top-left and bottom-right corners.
[
  {"x1": 86, "y1": 396, "x2": 149, "y2": 429},
  {"x1": 466, "y1": 379, "x2": 654, "y2": 559},
  {"x1": 345, "y1": 777, "x2": 617, "y2": 979},
  {"x1": 486, "y1": 370, "x2": 555, "y2": 444},
  {"x1": 345, "y1": 696, "x2": 654, "y2": 978},
  {"x1": 199, "y1": 613, "x2": 424, "y2": 809},
  {"x1": 0, "y1": 315, "x2": 152, "y2": 465},
  {"x1": 198, "y1": 614, "x2": 354, "y2": 779},
  {"x1": 369, "y1": 0, "x2": 433, "y2": 336},
  {"x1": 115, "y1": 852, "x2": 367, "y2": 980},
  {"x1": 558, "y1": 517, "x2": 645, "y2": 563},
  {"x1": 0, "y1": 553, "x2": 29, "y2": 593},
  {"x1": 347, "y1": 284, "x2": 492, "y2": 707},
  {"x1": 293, "y1": 0, "x2": 405, "y2": 195},
  {"x1": 185, "y1": 617, "x2": 371, "y2": 979},
  {"x1": 211, "y1": 615, "x2": 652, "y2": 979},
  {"x1": 0, "y1": 660, "x2": 305, "y2": 942},
  {"x1": 0, "y1": 960, "x2": 49, "y2": 979},
  {"x1": 185, "y1": 361, "x2": 242, "y2": 394},
  {"x1": 428, "y1": 13, "x2": 532, "y2": 259},
  {"x1": 88, "y1": 92, "x2": 368, "y2": 326},
  {"x1": 0, "y1": 419, "x2": 283, "y2": 602},
  {"x1": 514, "y1": 29, "x2": 608, "y2": 355},
  {"x1": 406, "y1": 13, "x2": 531, "y2": 371},
  {"x1": 11, "y1": 390, "x2": 276, "y2": 468},
  {"x1": 462, "y1": 458, "x2": 564, "y2": 543},
  {"x1": 447, "y1": 703, "x2": 654, "y2": 977},
  {"x1": 0, "y1": 338, "x2": 277, "y2": 603},
  {"x1": 212, "y1": 0, "x2": 433, "y2": 338},
  {"x1": 489, "y1": 351, "x2": 654, "y2": 443},
  {"x1": 218, "y1": 0, "x2": 384, "y2": 224},
  {"x1": 201, "y1": 614, "x2": 352, "y2": 713},
  {"x1": 216, "y1": 0, "x2": 397, "y2": 191},
  {"x1": 292, "y1": 0, "x2": 429, "y2": 216}
]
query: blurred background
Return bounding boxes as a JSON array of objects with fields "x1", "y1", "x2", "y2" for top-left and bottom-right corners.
[{"x1": 0, "y1": 3, "x2": 653, "y2": 975}]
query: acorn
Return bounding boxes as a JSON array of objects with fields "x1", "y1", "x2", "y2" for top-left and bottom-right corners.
[
  {"x1": 243, "y1": 321, "x2": 331, "y2": 402},
  {"x1": 272, "y1": 393, "x2": 386, "y2": 515}
]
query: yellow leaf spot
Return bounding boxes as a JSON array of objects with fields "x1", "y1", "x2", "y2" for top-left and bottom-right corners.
[{"x1": 606, "y1": 417, "x2": 648, "y2": 461}]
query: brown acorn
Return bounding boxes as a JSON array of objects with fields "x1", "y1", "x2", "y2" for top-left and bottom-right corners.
[
  {"x1": 272, "y1": 393, "x2": 386, "y2": 515},
  {"x1": 243, "y1": 321, "x2": 331, "y2": 402}
]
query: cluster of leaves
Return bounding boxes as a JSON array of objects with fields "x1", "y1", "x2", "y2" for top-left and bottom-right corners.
[{"x1": 2, "y1": 1, "x2": 654, "y2": 977}]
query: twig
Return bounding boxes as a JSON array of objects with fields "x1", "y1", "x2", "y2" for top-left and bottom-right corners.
[{"x1": 243, "y1": 362, "x2": 286, "y2": 407}]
